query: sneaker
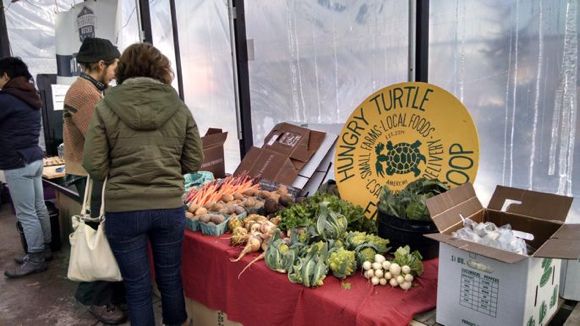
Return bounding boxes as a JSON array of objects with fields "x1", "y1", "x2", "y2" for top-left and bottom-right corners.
[
  {"x1": 4, "y1": 253, "x2": 48, "y2": 278},
  {"x1": 14, "y1": 247, "x2": 53, "y2": 265},
  {"x1": 88, "y1": 304, "x2": 127, "y2": 325}
]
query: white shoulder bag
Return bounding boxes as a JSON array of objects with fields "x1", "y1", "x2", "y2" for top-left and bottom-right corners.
[{"x1": 67, "y1": 177, "x2": 122, "y2": 282}]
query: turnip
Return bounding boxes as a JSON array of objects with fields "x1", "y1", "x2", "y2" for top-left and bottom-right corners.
[
  {"x1": 364, "y1": 270, "x2": 372, "y2": 279},
  {"x1": 374, "y1": 269, "x2": 384, "y2": 278},
  {"x1": 401, "y1": 265, "x2": 411, "y2": 274},
  {"x1": 371, "y1": 276, "x2": 380, "y2": 286},
  {"x1": 379, "y1": 278, "x2": 387, "y2": 286},
  {"x1": 396, "y1": 275, "x2": 405, "y2": 284},
  {"x1": 230, "y1": 235, "x2": 261, "y2": 262},
  {"x1": 389, "y1": 278, "x2": 399, "y2": 287},
  {"x1": 400, "y1": 281, "x2": 412, "y2": 291},
  {"x1": 372, "y1": 262, "x2": 382, "y2": 271},
  {"x1": 366, "y1": 269, "x2": 375, "y2": 278},
  {"x1": 382, "y1": 261, "x2": 391, "y2": 270},
  {"x1": 374, "y1": 254, "x2": 386, "y2": 264},
  {"x1": 384, "y1": 272, "x2": 392, "y2": 280},
  {"x1": 362, "y1": 261, "x2": 372, "y2": 271},
  {"x1": 404, "y1": 274, "x2": 414, "y2": 282},
  {"x1": 389, "y1": 263, "x2": 401, "y2": 276}
]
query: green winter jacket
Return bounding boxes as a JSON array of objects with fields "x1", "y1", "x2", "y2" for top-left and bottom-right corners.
[{"x1": 83, "y1": 77, "x2": 203, "y2": 212}]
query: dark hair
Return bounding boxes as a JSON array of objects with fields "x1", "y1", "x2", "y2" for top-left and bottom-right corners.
[
  {"x1": 80, "y1": 58, "x2": 117, "y2": 73},
  {"x1": 0, "y1": 57, "x2": 32, "y2": 80},
  {"x1": 115, "y1": 43, "x2": 173, "y2": 85}
]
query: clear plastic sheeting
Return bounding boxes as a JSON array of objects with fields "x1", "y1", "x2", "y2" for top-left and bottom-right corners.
[
  {"x1": 149, "y1": 0, "x2": 178, "y2": 90},
  {"x1": 429, "y1": 0, "x2": 580, "y2": 222},
  {"x1": 3, "y1": 0, "x2": 140, "y2": 80},
  {"x1": 3, "y1": 0, "x2": 74, "y2": 82},
  {"x1": 245, "y1": 1, "x2": 410, "y2": 146},
  {"x1": 175, "y1": 1, "x2": 241, "y2": 173}
]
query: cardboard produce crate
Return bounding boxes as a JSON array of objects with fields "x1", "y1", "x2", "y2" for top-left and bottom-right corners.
[
  {"x1": 201, "y1": 128, "x2": 228, "y2": 178},
  {"x1": 425, "y1": 183, "x2": 579, "y2": 326},
  {"x1": 185, "y1": 298, "x2": 241, "y2": 326},
  {"x1": 235, "y1": 123, "x2": 326, "y2": 186}
]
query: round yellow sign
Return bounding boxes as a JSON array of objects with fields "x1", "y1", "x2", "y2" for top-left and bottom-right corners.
[{"x1": 335, "y1": 82, "x2": 479, "y2": 219}]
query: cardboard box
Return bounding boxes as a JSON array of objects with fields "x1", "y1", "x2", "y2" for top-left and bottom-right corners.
[
  {"x1": 425, "y1": 183, "x2": 579, "y2": 326},
  {"x1": 201, "y1": 128, "x2": 228, "y2": 178},
  {"x1": 235, "y1": 123, "x2": 326, "y2": 185},
  {"x1": 185, "y1": 298, "x2": 241, "y2": 326},
  {"x1": 560, "y1": 259, "x2": 580, "y2": 301}
]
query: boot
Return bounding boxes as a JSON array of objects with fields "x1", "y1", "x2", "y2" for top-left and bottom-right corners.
[
  {"x1": 14, "y1": 246, "x2": 53, "y2": 265},
  {"x1": 4, "y1": 252, "x2": 48, "y2": 278},
  {"x1": 88, "y1": 304, "x2": 127, "y2": 325}
]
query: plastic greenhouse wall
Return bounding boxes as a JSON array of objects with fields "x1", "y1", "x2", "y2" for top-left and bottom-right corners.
[
  {"x1": 174, "y1": 1, "x2": 241, "y2": 174},
  {"x1": 244, "y1": 1, "x2": 410, "y2": 146},
  {"x1": 429, "y1": 0, "x2": 579, "y2": 222}
]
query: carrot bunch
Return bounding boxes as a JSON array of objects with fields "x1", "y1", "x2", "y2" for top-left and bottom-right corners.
[{"x1": 185, "y1": 174, "x2": 259, "y2": 207}]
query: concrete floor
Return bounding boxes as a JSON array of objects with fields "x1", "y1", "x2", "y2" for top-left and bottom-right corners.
[{"x1": 0, "y1": 204, "x2": 164, "y2": 326}]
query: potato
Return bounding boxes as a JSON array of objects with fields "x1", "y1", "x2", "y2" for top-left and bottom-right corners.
[
  {"x1": 244, "y1": 197, "x2": 257, "y2": 208},
  {"x1": 279, "y1": 194, "x2": 293, "y2": 207},
  {"x1": 210, "y1": 202, "x2": 223, "y2": 211},
  {"x1": 195, "y1": 207, "x2": 208, "y2": 216},
  {"x1": 188, "y1": 203, "x2": 199, "y2": 213},
  {"x1": 264, "y1": 198, "x2": 279, "y2": 214},
  {"x1": 199, "y1": 214, "x2": 211, "y2": 223},
  {"x1": 233, "y1": 192, "x2": 244, "y2": 200},
  {"x1": 234, "y1": 205, "x2": 245, "y2": 215},
  {"x1": 210, "y1": 214, "x2": 225, "y2": 224},
  {"x1": 242, "y1": 189, "x2": 258, "y2": 197},
  {"x1": 277, "y1": 185, "x2": 289, "y2": 196},
  {"x1": 221, "y1": 193, "x2": 234, "y2": 203}
]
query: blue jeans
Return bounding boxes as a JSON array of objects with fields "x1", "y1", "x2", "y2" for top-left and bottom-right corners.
[
  {"x1": 4, "y1": 160, "x2": 51, "y2": 253},
  {"x1": 105, "y1": 207, "x2": 187, "y2": 326}
]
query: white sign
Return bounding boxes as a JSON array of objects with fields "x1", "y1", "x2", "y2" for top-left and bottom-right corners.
[{"x1": 51, "y1": 84, "x2": 71, "y2": 111}]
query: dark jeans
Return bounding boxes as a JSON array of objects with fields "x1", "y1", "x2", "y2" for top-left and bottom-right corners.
[
  {"x1": 105, "y1": 207, "x2": 187, "y2": 326},
  {"x1": 70, "y1": 176, "x2": 126, "y2": 306}
]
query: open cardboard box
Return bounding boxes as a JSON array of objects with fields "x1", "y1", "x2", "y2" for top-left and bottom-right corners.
[
  {"x1": 201, "y1": 128, "x2": 228, "y2": 178},
  {"x1": 425, "y1": 183, "x2": 579, "y2": 326},
  {"x1": 235, "y1": 123, "x2": 326, "y2": 185}
]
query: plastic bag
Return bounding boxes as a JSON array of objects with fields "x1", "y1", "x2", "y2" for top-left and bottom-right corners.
[{"x1": 452, "y1": 218, "x2": 529, "y2": 255}]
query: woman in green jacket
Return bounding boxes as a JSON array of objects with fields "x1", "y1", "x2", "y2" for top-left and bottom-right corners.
[{"x1": 83, "y1": 43, "x2": 203, "y2": 326}]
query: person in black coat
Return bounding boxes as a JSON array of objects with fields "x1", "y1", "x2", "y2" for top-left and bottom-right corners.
[{"x1": 0, "y1": 57, "x2": 52, "y2": 278}]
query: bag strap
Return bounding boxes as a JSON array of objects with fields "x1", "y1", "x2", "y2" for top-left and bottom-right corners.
[
  {"x1": 80, "y1": 177, "x2": 108, "y2": 223},
  {"x1": 80, "y1": 176, "x2": 93, "y2": 216},
  {"x1": 97, "y1": 178, "x2": 108, "y2": 219}
]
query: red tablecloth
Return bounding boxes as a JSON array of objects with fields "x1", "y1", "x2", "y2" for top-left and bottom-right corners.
[{"x1": 182, "y1": 230, "x2": 438, "y2": 326}]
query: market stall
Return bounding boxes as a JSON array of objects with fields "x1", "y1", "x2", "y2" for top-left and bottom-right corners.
[{"x1": 181, "y1": 231, "x2": 438, "y2": 326}]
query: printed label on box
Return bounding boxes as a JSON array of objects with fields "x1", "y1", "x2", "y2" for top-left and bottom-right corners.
[{"x1": 459, "y1": 268, "x2": 499, "y2": 318}]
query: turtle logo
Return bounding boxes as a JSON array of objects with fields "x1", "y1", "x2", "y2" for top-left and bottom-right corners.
[{"x1": 375, "y1": 140, "x2": 426, "y2": 177}]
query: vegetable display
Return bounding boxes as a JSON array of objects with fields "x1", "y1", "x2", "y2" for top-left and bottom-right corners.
[
  {"x1": 315, "y1": 202, "x2": 348, "y2": 240},
  {"x1": 220, "y1": 185, "x2": 428, "y2": 291},
  {"x1": 184, "y1": 176, "x2": 295, "y2": 236},
  {"x1": 378, "y1": 178, "x2": 448, "y2": 221},
  {"x1": 327, "y1": 247, "x2": 357, "y2": 279},
  {"x1": 264, "y1": 232, "x2": 296, "y2": 273},
  {"x1": 288, "y1": 242, "x2": 330, "y2": 288},
  {"x1": 362, "y1": 248, "x2": 423, "y2": 290},
  {"x1": 280, "y1": 193, "x2": 376, "y2": 234},
  {"x1": 185, "y1": 174, "x2": 258, "y2": 207}
]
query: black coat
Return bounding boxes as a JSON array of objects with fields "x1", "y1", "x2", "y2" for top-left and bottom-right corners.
[{"x1": 0, "y1": 78, "x2": 44, "y2": 170}]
